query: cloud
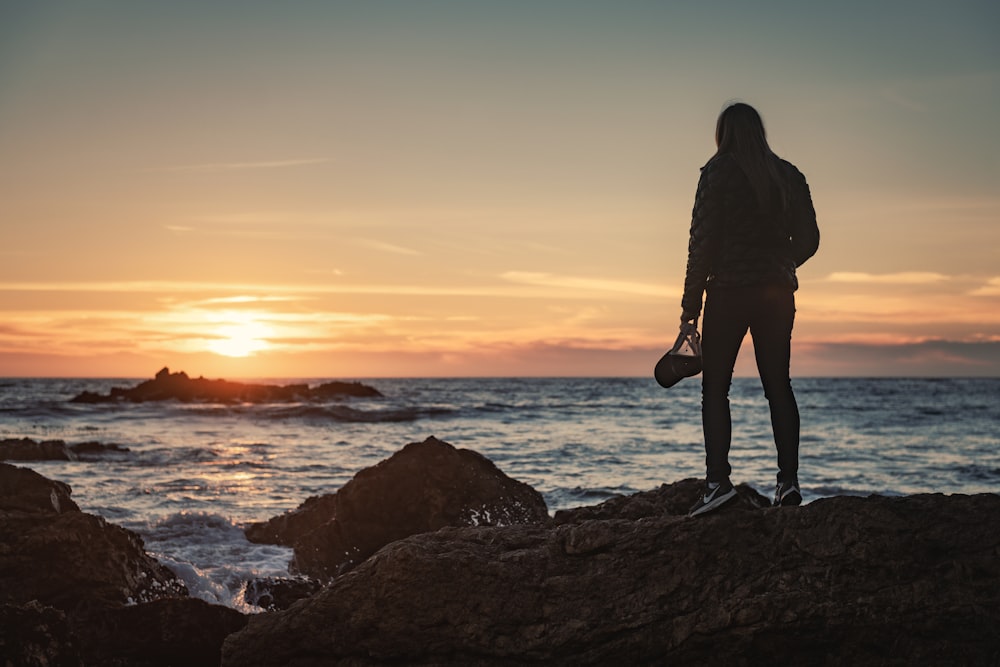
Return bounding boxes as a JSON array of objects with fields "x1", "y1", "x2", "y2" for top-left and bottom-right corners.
[
  {"x1": 825, "y1": 272, "x2": 950, "y2": 285},
  {"x1": 970, "y1": 277, "x2": 1000, "y2": 297},
  {"x1": 354, "y1": 239, "x2": 422, "y2": 256},
  {"x1": 158, "y1": 158, "x2": 330, "y2": 173}
]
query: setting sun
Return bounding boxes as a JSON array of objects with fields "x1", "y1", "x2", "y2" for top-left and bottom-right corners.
[{"x1": 207, "y1": 319, "x2": 272, "y2": 358}]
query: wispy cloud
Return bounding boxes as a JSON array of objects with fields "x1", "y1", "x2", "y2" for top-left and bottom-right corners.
[
  {"x1": 970, "y1": 277, "x2": 1000, "y2": 297},
  {"x1": 0, "y1": 279, "x2": 555, "y2": 299},
  {"x1": 158, "y1": 158, "x2": 330, "y2": 173},
  {"x1": 502, "y1": 271, "x2": 669, "y2": 298},
  {"x1": 354, "y1": 239, "x2": 422, "y2": 256},
  {"x1": 825, "y1": 272, "x2": 950, "y2": 285}
]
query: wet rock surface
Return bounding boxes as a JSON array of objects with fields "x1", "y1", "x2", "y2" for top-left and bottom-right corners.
[{"x1": 243, "y1": 577, "x2": 325, "y2": 612}]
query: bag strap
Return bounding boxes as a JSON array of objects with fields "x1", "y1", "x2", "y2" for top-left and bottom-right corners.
[{"x1": 669, "y1": 325, "x2": 702, "y2": 357}]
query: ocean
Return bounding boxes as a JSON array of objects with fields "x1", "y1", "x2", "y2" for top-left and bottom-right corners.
[{"x1": 2, "y1": 376, "x2": 998, "y2": 612}]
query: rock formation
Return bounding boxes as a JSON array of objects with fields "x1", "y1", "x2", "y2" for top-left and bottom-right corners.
[
  {"x1": 224, "y1": 491, "x2": 1000, "y2": 666},
  {"x1": 0, "y1": 437, "x2": 130, "y2": 462},
  {"x1": 0, "y1": 462, "x2": 244, "y2": 666},
  {"x1": 70, "y1": 367, "x2": 382, "y2": 404},
  {"x1": 245, "y1": 436, "x2": 551, "y2": 579},
  {"x1": 0, "y1": 463, "x2": 186, "y2": 614}
]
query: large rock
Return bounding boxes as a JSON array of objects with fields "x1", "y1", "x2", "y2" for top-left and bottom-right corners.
[
  {"x1": 0, "y1": 508, "x2": 186, "y2": 614},
  {"x1": 0, "y1": 465, "x2": 247, "y2": 666},
  {"x1": 1, "y1": 463, "x2": 186, "y2": 614},
  {"x1": 70, "y1": 367, "x2": 382, "y2": 403},
  {"x1": 245, "y1": 436, "x2": 550, "y2": 579},
  {"x1": 224, "y1": 491, "x2": 1000, "y2": 666}
]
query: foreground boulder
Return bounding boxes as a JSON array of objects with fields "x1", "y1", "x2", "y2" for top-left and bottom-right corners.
[
  {"x1": 224, "y1": 491, "x2": 1000, "y2": 666},
  {"x1": 0, "y1": 464, "x2": 246, "y2": 666},
  {"x1": 0, "y1": 465, "x2": 185, "y2": 614},
  {"x1": 71, "y1": 367, "x2": 382, "y2": 403},
  {"x1": 245, "y1": 436, "x2": 550, "y2": 579}
]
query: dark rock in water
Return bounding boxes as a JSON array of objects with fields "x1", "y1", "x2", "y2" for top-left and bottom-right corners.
[
  {"x1": 0, "y1": 437, "x2": 131, "y2": 462},
  {"x1": 0, "y1": 601, "x2": 81, "y2": 667},
  {"x1": 223, "y1": 490, "x2": 1000, "y2": 666},
  {"x1": 71, "y1": 598, "x2": 248, "y2": 667},
  {"x1": 243, "y1": 577, "x2": 324, "y2": 611},
  {"x1": 68, "y1": 440, "x2": 131, "y2": 458},
  {"x1": 0, "y1": 462, "x2": 80, "y2": 513},
  {"x1": 0, "y1": 437, "x2": 77, "y2": 461},
  {"x1": 70, "y1": 367, "x2": 382, "y2": 404},
  {"x1": 245, "y1": 436, "x2": 550, "y2": 579}
]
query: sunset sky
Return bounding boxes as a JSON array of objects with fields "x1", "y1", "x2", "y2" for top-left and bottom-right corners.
[{"x1": 2, "y1": 1, "x2": 998, "y2": 378}]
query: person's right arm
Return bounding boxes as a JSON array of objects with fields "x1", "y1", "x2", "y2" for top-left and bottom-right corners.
[
  {"x1": 789, "y1": 170, "x2": 819, "y2": 267},
  {"x1": 681, "y1": 160, "x2": 726, "y2": 321}
]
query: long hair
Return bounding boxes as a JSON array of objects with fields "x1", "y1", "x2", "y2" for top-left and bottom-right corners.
[{"x1": 713, "y1": 102, "x2": 788, "y2": 211}]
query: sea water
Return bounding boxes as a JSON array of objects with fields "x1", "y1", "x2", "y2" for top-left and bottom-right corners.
[{"x1": 1, "y1": 376, "x2": 998, "y2": 610}]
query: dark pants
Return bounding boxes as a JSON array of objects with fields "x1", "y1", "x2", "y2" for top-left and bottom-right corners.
[{"x1": 701, "y1": 285, "x2": 799, "y2": 485}]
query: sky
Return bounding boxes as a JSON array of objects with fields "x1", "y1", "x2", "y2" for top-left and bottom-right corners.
[{"x1": 1, "y1": 0, "x2": 998, "y2": 378}]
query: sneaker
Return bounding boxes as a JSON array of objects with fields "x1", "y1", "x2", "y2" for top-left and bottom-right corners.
[
  {"x1": 688, "y1": 480, "x2": 738, "y2": 516},
  {"x1": 773, "y1": 481, "x2": 802, "y2": 507}
]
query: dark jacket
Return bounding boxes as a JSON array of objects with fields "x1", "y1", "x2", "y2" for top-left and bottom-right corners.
[{"x1": 681, "y1": 152, "x2": 819, "y2": 318}]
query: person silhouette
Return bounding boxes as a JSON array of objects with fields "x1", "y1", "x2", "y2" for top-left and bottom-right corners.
[{"x1": 681, "y1": 102, "x2": 820, "y2": 516}]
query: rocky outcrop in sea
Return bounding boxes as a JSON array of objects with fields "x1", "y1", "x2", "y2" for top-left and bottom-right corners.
[{"x1": 69, "y1": 367, "x2": 383, "y2": 404}]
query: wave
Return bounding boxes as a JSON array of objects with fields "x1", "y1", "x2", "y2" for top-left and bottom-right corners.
[
  {"x1": 259, "y1": 404, "x2": 456, "y2": 422},
  {"x1": 139, "y1": 511, "x2": 293, "y2": 612},
  {"x1": 54, "y1": 400, "x2": 461, "y2": 423}
]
